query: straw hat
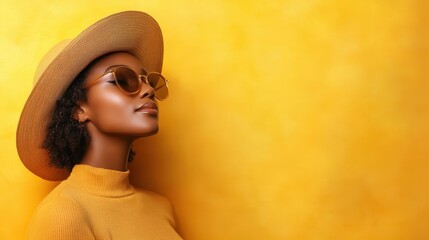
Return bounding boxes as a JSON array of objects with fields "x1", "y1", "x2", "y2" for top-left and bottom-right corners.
[{"x1": 16, "y1": 11, "x2": 164, "y2": 181}]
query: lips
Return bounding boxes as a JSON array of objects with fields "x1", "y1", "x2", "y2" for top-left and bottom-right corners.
[{"x1": 136, "y1": 102, "x2": 158, "y2": 115}]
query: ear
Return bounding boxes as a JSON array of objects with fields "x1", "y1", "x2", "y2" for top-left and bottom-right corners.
[{"x1": 74, "y1": 103, "x2": 89, "y2": 123}]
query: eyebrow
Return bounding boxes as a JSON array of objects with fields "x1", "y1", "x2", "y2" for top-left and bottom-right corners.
[
  {"x1": 105, "y1": 64, "x2": 128, "y2": 72},
  {"x1": 140, "y1": 67, "x2": 148, "y2": 75},
  {"x1": 105, "y1": 65, "x2": 147, "y2": 75}
]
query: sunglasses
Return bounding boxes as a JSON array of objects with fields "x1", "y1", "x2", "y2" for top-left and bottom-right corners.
[{"x1": 82, "y1": 65, "x2": 169, "y2": 100}]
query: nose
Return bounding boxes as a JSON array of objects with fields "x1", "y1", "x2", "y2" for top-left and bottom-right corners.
[{"x1": 139, "y1": 82, "x2": 155, "y2": 99}]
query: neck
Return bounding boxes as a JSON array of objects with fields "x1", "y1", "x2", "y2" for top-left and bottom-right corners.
[{"x1": 80, "y1": 127, "x2": 135, "y2": 172}]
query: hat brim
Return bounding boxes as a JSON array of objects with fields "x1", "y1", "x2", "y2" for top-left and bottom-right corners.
[{"x1": 16, "y1": 11, "x2": 163, "y2": 181}]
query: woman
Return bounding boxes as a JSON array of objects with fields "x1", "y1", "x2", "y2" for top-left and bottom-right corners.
[{"x1": 16, "y1": 11, "x2": 182, "y2": 239}]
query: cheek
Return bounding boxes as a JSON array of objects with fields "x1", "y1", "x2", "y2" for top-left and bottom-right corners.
[{"x1": 87, "y1": 91, "x2": 134, "y2": 128}]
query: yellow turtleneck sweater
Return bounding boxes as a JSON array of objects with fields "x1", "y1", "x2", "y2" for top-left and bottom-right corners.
[{"x1": 27, "y1": 164, "x2": 183, "y2": 240}]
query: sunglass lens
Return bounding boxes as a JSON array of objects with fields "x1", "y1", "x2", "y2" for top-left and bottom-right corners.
[
  {"x1": 147, "y1": 74, "x2": 168, "y2": 100},
  {"x1": 115, "y1": 67, "x2": 140, "y2": 93}
]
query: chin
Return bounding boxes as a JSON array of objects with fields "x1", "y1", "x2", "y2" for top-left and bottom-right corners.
[
  {"x1": 148, "y1": 126, "x2": 159, "y2": 135},
  {"x1": 137, "y1": 126, "x2": 159, "y2": 137}
]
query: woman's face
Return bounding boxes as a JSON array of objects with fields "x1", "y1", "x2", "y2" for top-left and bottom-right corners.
[{"x1": 79, "y1": 52, "x2": 159, "y2": 138}]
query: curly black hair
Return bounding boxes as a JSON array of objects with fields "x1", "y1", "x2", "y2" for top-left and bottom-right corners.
[
  {"x1": 42, "y1": 67, "x2": 90, "y2": 171},
  {"x1": 42, "y1": 61, "x2": 134, "y2": 171}
]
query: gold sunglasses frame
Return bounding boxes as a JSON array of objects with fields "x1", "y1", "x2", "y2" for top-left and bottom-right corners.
[{"x1": 82, "y1": 65, "x2": 169, "y2": 100}]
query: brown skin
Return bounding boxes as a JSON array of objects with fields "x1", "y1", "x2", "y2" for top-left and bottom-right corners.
[{"x1": 76, "y1": 52, "x2": 158, "y2": 172}]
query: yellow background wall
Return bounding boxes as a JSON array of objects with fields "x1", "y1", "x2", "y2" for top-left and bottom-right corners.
[{"x1": 1, "y1": 0, "x2": 428, "y2": 239}]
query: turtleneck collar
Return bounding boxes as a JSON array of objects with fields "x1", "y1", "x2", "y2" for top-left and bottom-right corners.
[{"x1": 66, "y1": 164, "x2": 135, "y2": 197}]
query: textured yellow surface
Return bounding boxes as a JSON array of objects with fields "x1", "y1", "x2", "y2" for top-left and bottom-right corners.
[{"x1": 1, "y1": 0, "x2": 428, "y2": 239}]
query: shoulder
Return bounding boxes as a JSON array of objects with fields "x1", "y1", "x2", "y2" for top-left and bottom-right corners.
[
  {"x1": 134, "y1": 188, "x2": 177, "y2": 227},
  {"x1": 136, "y1": 189, "x2": 173, "y2": 208},
  {"x1": 32, "y1": 182, "x2": 85, "y2": 218},
  {"x1": 27, "y1": 183, "x2": 94, "y2": 239}
]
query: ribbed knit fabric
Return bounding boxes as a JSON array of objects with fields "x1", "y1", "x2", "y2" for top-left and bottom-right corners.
[{"x1": 27, "y1": 164, "x2": 183, "y2": 240}]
